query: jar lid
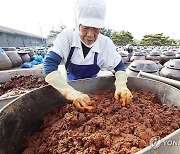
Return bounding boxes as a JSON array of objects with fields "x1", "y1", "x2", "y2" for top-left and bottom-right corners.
[
  {"x1": 17, "y1": 50, "x2": 30, "y2": 54},
  {"x1": 128, "y1": 60, "x2": 159, "y2": 73},
  {"x1": 149, "y1": 50, "x2": 161, "y2": 56},
  {"x1": 162, "y1": 50, "x2": 176, "y2": 56},
  {"x1": 166, "y1": 59, "x2": 180, "y2": 70},
  {"x1": 132, "y1": 51, "x2": 145, "y2": 56},
  {"x1": 118, "y1": 51, "x2": 128, "y2": 57}
]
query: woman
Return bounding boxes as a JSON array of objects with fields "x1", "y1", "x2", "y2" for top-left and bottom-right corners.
[{"x1": 43, "y1": 0, "x2": 132, "y2": 111}]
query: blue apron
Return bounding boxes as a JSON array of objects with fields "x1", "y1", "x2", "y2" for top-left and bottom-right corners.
[{"x1": 65, "y1": 47, "x2": 100, "y2": 81}]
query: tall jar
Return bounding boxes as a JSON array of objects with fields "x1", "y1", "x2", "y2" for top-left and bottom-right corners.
[
  {"x1": 18, "y1": 52, "x2": 31, "y2": 63},
  {"x1": 6, "y1": 51, "x2": 23, "y2": 67},
  {"x1": 0, "y1": 52, "x2": 12, "y2": 70}
]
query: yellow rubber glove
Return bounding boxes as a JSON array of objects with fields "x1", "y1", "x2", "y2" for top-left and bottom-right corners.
[
  {"x1": 114, "y1": 71, "x2": 133, "y2": 106},
  {"x1": 45, "y1": 71, "x2": 93, "y2": 111}
]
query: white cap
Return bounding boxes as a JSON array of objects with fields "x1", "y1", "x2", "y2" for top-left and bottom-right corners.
[{"x1": 74, "y1": 0, "x2": 106, "y2": 28}]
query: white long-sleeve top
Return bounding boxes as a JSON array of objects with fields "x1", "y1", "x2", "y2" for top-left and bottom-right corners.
[{"x1": 50, "y1": 28, "x2": 121, "y2": 71}]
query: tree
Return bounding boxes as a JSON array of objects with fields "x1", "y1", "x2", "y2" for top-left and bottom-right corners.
[
  {"x1": 100, "y1": 28, "x2": 112, "y2": 37},
  {"x1": 111, "y1": 31, "x2": 133, "y2": 46},
  {"x1": 47, "y1": 25, "x2": 66, "y2": 38},
  {"x1": 140, "y1": 33, "x2": 177, "y2": 46}
]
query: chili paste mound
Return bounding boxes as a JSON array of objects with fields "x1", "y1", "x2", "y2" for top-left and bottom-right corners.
[{"x1": 24, "y1": 89, "x2": 180, "y2": 154}]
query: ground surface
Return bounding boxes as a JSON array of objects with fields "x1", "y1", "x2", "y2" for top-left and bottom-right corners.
[{"x1": 23, "y1": 89, "x2": 180, "y2": 154}]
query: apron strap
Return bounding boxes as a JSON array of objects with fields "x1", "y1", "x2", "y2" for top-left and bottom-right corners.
[
  {"x1": 65, "y1": 47, "x2": 98, "y2": 69},
  {"x1": 65, "y1": 47, "x2": 75, "y2": 70},
  {"x1": 94, "y1": 52, "x2": 98, "y2": 64}
]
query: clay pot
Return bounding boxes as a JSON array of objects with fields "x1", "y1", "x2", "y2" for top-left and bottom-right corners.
[
  {"x1": 0, "y1": 52, "x2": 12, "y2": 70},
  {"x1": 160, "y1": 59, "x2": 180, "y2": 81},
  {"x1": 6, "y1": 51, "x2": 23, "y2": 67},
  {"x1": 146, "y1": 50, "x2": 162, "y2": 70},
  {"x1": 1, "y1": 76, "x2": 180, "y2": 154},
  {"x1": 28, "y1": 50, "x2": 35, "y2": 58},
  {"x1": 18, "y1": 53, "x2": 31, "y2": 63},
  {"x1": 155, "y1": 61, "x2": 163, "y2": 70},
  {"x1": 176, "y1": 51, "x2": 180, "y2": 59},
  {"x1": 146, "y1": 50, "x2": 161, "y2": 61},
  {"x1": 130, "y1": 52, "x2": 146, "y2": 62},
  {"x1": 159, "y1": 50, "x2": 176, "y2": 65},
  {"x1": 126, "y1": 60, "x2": 159, "y2": 77}
]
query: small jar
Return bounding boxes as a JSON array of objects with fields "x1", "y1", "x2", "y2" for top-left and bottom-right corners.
[
  {"x1": 146, "y1": 50, "x2": 161, "y2": 61},
  {"x1": 130, "y1": 51, "x2": 146, "y2": 62},
  {"x1": 159, "y1": 50, "x2": 176, "y2": 65}
]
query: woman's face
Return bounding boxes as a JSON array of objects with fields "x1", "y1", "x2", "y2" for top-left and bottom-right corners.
[{"x1": 79, "y1": 25, "x2": 101, "y2": 45}]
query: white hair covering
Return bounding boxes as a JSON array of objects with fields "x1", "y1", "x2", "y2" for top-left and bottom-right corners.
[{"x1": 74, "y1": 0, "x2": 106, "y2": 28}]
